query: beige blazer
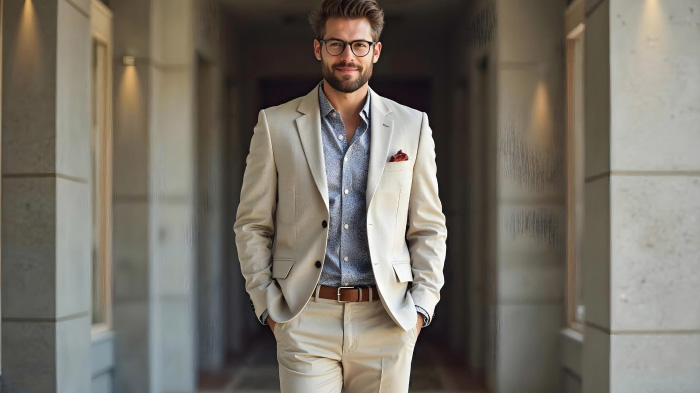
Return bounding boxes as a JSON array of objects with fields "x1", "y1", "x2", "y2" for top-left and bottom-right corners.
[{"x1": 234, "y1": 86, "x2": 447, "y2": 331}]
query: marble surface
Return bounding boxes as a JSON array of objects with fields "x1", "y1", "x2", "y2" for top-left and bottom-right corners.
[
  {"x1": 498, "y1": 0, "x2": 564, "y2": 65},
  {"x1": 1, "y1": 177, "x2": 56, "y2": 319},
  {"x1": 157, "y1": 297, "x2": 197, "y2": 391},
  {"x1": 1, "y1": 0, "x2": 58, "y2": 175},
  {"x1": 113, "y1": 62, "x2": 150, "y2": 197},
  {"x1": 496, "y1": 304, "x2": 563, "y2": 393},
  {"x1": 56, "y1": 315, "x2": 92, "y2": 393},
  {"x1": 1, "y1": 321, "x2": 55, "y2": 392},
  {"x1": 55, "y1": 177, "x2": 91, "y2": 318},
  {"x1": 56, "y1": 0, "x2": 91, "y2": 180},
  {"x1": 112, "y1": 301, "x2": 150, "y2": 393},
  {"x1": 610, "y1": 0, "x2": 700, "y2": 171},
  {"x1": 152, "y1": 0, "x2": 194, "y2": 66},
  {"x1": 610, "y1": 176, "x2": 700, "y2": 331},
  {"x1": 112, "y1": 202, "x2": 150, "y2": 301},
  {"x1": 150, "y1": 67, "x2": 195, "y2": 198},
  {"x1": 610, "y1": 333, "x2": 700, "y2": 393}
]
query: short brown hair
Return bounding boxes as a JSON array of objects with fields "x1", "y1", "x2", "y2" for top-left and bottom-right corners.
[{"x1": 309, "y1": 0, "x2": 385, "y2": 42}]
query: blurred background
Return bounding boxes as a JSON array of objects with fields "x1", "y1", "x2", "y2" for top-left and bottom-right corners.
[{"x1": 1, "y1": 0, "x2": 699, "y2": 392}]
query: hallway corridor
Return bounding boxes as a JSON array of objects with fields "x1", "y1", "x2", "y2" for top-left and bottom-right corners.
[
  {"x1": 1, "y1": 0, "x2": 698, "y2": 392},
  {"x1": 200, "y1": 334, "x2": 485, "y2": 393}
]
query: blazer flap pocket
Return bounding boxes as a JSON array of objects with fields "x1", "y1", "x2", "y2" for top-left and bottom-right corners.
[
  {"x1": 392, "y1": 261, "x2": 413, "y2": 283},
  {"x1": 272, "y1": 258, "x2": 296, "y2": 279}
]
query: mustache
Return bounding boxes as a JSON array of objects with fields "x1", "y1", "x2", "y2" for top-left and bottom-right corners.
[{"x1": 333, "y1": 62, "x2": 361, "y2": 70}]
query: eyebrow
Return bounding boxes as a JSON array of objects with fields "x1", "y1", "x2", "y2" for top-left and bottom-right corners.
[{"x1": 325, "y1": 36, "x2": 373, "y2": 42}]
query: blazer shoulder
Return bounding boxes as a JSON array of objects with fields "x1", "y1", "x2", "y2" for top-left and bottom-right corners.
[
  {"x1": 257, "y1": 95, "x2": 308, "y2": 143},
  {"x1": 261, "y1": 96, "x2": 304, "y2": 120}
]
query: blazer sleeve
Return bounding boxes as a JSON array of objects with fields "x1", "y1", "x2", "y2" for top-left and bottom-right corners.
[
  {"x1": 406, "y1": 112, "x2": 447, "y2": 320},
  {"x1": 234, "y1": 109, "x2": 277, "y2": 321}
]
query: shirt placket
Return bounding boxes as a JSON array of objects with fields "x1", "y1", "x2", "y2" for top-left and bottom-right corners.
[
  {"x1": 330, "y1": 112, "x2": 349, "y2": 286},
  {"x1": 339, "y1": 118, "x2": 367, "y2": 286}
]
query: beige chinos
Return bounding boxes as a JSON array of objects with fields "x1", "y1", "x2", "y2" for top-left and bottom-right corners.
[{"x1": 273, "y1": 286, "x2": 419, "y2": 393}]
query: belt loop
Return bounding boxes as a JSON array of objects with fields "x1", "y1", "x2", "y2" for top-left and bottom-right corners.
[
  {"x1": 314, "y1": 284, "x2": 321, "y2": 302},
  {"x1": 369, "y1": 286, "x2": 373, "y2": 302},
  {"x1": 358, "y1": 287, "x2": 363, "y2": 302}
]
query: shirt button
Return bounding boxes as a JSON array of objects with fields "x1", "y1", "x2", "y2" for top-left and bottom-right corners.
[
  {"x1": 322, "y1": 220, "x2": 328, "y2": 228},
  {"x1": 315, "y1": 261, "x2": 322, "y2": 268},
  {"x1": 344, "y1": 256, "x2": 349, "y2": 262},
  {"x1": 344, "y1": 224, "x2": 349, "y2": 229},
  {"x1": 344, "y1": 189, "x2": 349, "y2": 194},
  {"x1": 338, "y1": 135, "x2": 344, "y2": 140},
  {"x1": 344, "y1": 157, "x2": 348, "y2": 162},
  {"x1": 332, "y1": 113, "x2": 337, "y2": 118}
]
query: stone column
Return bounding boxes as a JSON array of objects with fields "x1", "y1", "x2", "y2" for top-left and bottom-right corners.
[
  {"x1": 1, "y1": 0, "x2": 92, "y2": 391},
  {"x1": 491, "y1": 0, "x2": 568, "y2": 392},
  {"x1": 194, "y1": 0, "x2": 226, "y2": 374},
  {"x1": 111, "y1": 0, "x2": 154, "y2": 390},
  {"x1": 582, "y1": 0, "x2": 700, "y2": 392},
  {"x1": 150, "y1": 0, "x2": 198, "y2": 390},
  {"x1": 112, "y1": 0, "x2": 199, "y2": 391}
]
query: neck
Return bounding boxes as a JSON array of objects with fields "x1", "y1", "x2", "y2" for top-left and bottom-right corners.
[{"x1": 322, "y1": 80, "x2": 368, "y2": 116}]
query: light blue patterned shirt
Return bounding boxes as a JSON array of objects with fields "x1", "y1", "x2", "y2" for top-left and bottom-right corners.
[
  {"x1": 259, "y1": 83, "x2": 430, "y2": 327},
  {"x1": 317, "y1": 84, "x2": 374, "y2": 287}
]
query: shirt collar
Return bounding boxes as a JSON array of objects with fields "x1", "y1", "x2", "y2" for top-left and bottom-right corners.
[{"x1": 318, "y1": 81, "x2": 371, "y2": 122}]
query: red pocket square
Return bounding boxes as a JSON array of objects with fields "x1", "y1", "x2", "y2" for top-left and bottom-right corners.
[{"x1": 390, "y1": 150, "x2": 409, "y2": 162}]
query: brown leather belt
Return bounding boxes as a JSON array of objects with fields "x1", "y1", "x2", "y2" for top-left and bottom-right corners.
[{"x1": 316, "y1": 285, "x2": 377, "y2": 302}]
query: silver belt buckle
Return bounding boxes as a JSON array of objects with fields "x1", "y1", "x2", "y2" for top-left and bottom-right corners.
[{"x1": 337, "y1": 286, "x2": 359, "y2": 302}]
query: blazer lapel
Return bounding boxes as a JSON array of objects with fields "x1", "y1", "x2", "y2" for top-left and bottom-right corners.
[
  {"x1": 295, "y1": 88, "x2": 330, "y2": 212},
  {"x1": 366, "y1": 88, "x2": 394, "y2": 209}
]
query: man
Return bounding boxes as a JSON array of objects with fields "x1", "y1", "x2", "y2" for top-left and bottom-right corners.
[{"x1": 234, "y1": 0, "x2": 447, "y2": 391}]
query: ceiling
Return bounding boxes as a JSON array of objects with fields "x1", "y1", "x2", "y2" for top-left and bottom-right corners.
[{"x1": 220, "y1": 0, "x2": 465, "y2": 24}]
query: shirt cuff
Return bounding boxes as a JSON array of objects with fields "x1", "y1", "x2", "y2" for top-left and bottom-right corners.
[
  {"x1": 259, "y1": 309, "x2": 269, "y2": 325},
  {"x1": 416, "y1": 306, "x2": 432, "y2": 327}
]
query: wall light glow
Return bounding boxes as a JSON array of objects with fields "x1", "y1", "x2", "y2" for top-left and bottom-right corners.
[
  {"x1": 118, "y1": 65, "x2": 142, "y2": 123},
  {"x1": 530, "y1": 81, "x2": 553, "y2": 149},
  {"x1": 13, "y1": 0, "x2": 42, "y2": 85},
  {"x1": 640, "y1": 0, "x2": 668, "y2": 50}
]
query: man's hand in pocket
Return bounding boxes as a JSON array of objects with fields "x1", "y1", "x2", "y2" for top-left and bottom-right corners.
[
  {"x1": 267, "y1": 315, "x2": 276, "y2": 332},
  {"x1": 416, "y1": 313, "x2": 424, "y2": 336}
]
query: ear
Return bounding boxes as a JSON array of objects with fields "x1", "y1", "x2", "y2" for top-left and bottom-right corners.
[
  {"x1": 314, "y1": 39, "x2": 322, "y2": 61},
  {"x1": 372, "y1": 41, "x2": 382, "y2": 64}
]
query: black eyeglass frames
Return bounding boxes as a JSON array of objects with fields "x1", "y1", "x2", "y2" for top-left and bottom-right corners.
[{"x1": 318, "y1": 39, "x2": 377, "y2": 57}]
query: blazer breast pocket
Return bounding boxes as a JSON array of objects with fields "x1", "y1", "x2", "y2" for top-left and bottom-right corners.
[{"x1": 384, "y1": 160, "x2": 413, "y2": 172}]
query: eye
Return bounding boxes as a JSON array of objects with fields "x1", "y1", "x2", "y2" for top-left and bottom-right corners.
[
  {"x1": 353, "y1": 42, "x2": 369, "y2": 49},
  {"x1": 328, "y1": 41, "x2": 343, "y2": 47}
]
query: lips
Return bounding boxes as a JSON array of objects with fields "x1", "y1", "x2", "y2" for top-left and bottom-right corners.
[
  {"x1": 335, "y1": 67, "x2": 359, "y2": 73},
  {"x1": 334, "y1": 63, "x2": 360, "y2": 73}
]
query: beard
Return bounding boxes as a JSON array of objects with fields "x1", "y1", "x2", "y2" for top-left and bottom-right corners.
[{"x1": 321, "y1": 59, "x2": 373, "y2": 93}]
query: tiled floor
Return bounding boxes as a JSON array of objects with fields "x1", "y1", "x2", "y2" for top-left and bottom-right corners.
[{"x1": 199, "y1": 333, "x2": 485, "y2": 393}]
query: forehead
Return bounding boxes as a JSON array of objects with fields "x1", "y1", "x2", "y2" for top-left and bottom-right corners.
[{"x1": 323, "y1": 17, "x2": 373, "y2": 40}]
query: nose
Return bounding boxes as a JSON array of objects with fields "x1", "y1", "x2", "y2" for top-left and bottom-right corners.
[{"x1": 339, "y1": 42, "x2": 355, "y2": 61}]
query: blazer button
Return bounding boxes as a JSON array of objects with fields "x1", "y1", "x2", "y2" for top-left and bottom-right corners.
[
  {"x1": 315, "y1": 261, "x2": 322, "y2": 268},
  {"x1": 322, "y1": 220, "x2": 328, "y2": 228}
]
